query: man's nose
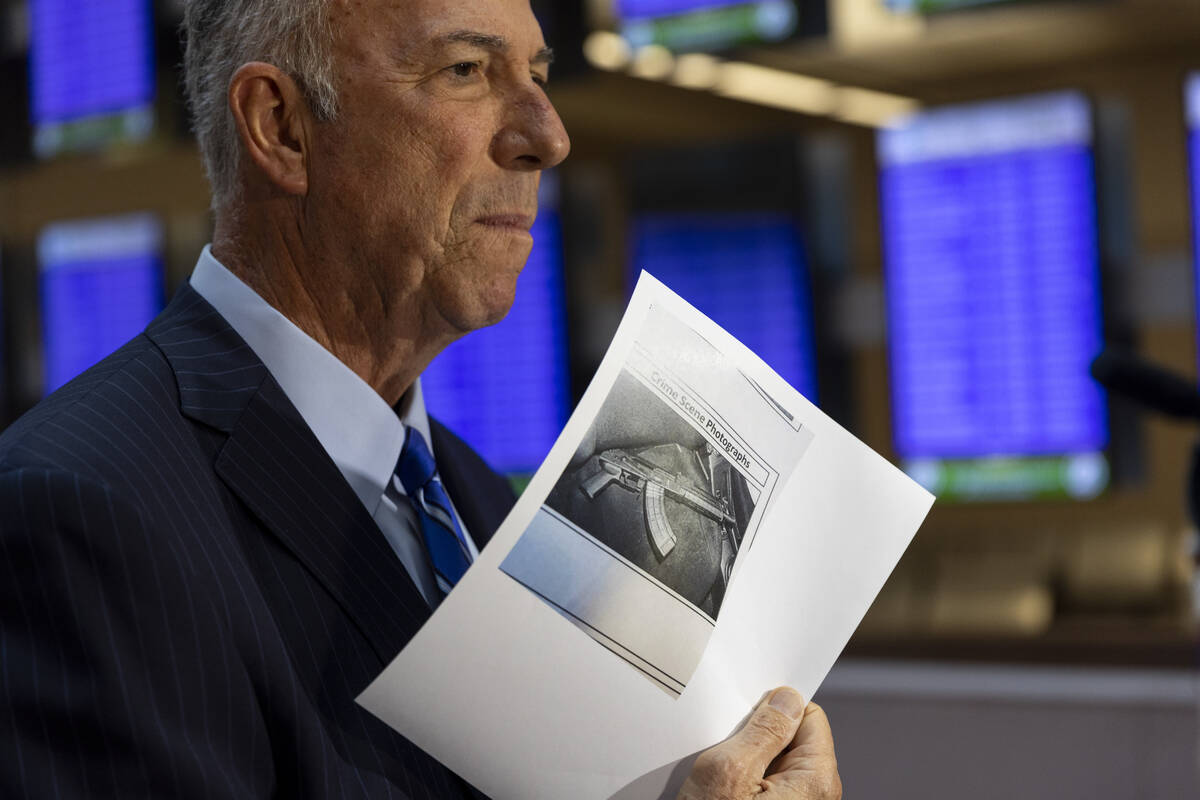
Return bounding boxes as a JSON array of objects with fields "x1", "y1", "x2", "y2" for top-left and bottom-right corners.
[{"x1": 493, "y1": 84, "x2": 571, "y2": 172}]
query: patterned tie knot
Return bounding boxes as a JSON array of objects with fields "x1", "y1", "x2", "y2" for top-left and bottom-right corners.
[
  {"x1": 396, "y1": 427, "x2": 438, "y2": 496},
  {"x1": 393, "y1": 426, "x2": 472, "y2": 594}
]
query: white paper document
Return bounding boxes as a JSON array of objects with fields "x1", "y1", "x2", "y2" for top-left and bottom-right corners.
[{"x1": 359, "y1": 273, "x2": 935, "y2": 799}]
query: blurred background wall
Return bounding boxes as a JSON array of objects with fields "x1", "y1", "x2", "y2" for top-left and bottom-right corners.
[{"x1": 0, "y1": 0, "x2": 1197, "y2": 796}]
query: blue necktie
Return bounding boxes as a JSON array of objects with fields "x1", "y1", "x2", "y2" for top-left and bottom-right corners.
[{"x1": 393, "y1": 427, "x2": 473, "y2": 594}]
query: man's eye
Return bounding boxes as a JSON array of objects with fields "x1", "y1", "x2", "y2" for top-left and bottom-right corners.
[{"x1": 447, "y1": 62, "x2": 481, "y2": 78}]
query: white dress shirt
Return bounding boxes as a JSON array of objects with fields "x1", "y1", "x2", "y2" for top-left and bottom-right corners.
[{"x1": 189, "y1": 245, "x2": 477, "y2": 605}]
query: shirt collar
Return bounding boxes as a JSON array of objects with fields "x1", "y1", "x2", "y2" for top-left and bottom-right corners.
[{"x1": 188, "y1": 244, "x2": 431, "y2": 514}]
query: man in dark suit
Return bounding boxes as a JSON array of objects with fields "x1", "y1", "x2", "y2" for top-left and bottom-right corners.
[{"x1": 0, "y1": 0, "x2": 841, "y2": 798}]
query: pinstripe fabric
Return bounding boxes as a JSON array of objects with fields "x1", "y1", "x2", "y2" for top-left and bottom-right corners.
[{"x1": 0, "y1": 284, "x2": 516, "y2": 799}]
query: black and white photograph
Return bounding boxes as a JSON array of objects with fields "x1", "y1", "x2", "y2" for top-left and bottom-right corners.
[
  {"x1": 544, "y1": 369, "x2": 759, "y2": 621},
  {"x1": 500, "y1": 358, "x2": 774, "y2": 695}
]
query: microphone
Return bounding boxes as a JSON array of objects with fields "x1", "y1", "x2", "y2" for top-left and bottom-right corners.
[{"x1": 1090, "y1": 349, "x2": 1200, "y2": 422}]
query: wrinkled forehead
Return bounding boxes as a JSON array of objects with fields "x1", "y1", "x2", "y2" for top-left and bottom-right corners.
[{"x1": 330, "y1": 0, "x2": 546, "y2": 56}]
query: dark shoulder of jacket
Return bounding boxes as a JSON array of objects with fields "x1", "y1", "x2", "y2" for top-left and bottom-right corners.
[{"x1": 0, "y1": 333, "x2": 183, "y2": 487}]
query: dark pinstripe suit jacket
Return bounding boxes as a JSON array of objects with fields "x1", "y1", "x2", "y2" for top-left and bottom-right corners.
[{"x1": 0, "y1": 283, "x2": 516, "y2": 798}]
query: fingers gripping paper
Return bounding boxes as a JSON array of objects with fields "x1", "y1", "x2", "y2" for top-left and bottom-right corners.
[{"x1": 358, "y1": 273, "x2": 934, "y2": 799}]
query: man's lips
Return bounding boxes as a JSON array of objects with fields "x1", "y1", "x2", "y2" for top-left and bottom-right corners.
[{"x1": 475, "y1": 213, "x2": 535, "y2": 232}]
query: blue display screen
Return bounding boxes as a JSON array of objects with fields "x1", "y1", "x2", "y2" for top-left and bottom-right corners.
[
  {"x1": 38, "y1": 215, "x2": 165, "y2": 395},
  {"x1": 420, "y1": 208, "x2": 571, "y2": 475},
  {"x1": 30, "y1": 0, "x2": 154, "y2": 124},
  {"x1": 614, "y1": 0, "x2": 799, "y2": 52},
  {"x1": 880, "y1": 92, "x2": 1108, "y2": 461},
  {"x1": 616, "y1": 0, "x2": 750, "y2": 18},
  {"x1": 1188, "y1": 73, "x2": 1200, "y2": 374},
  {"x1": 630, "y1": 212, "x2": 818, "y2": 402}
]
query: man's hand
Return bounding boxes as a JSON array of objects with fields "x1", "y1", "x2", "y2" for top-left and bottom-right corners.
[{"x1": 676, "y1": 687, "x2": 842, "y2": 800}]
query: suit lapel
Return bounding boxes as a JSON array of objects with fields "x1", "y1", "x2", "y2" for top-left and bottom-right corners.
[{"x1": 147, "y1": 284, "x2": 430, "y2": 664}]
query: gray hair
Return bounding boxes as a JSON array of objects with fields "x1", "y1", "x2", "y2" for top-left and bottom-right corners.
[{"x1": 182, "y1": 0, "x2": 339, "y2": 211}]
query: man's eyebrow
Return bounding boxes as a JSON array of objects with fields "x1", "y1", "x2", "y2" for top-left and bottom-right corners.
[
  {"x1": 441, "y1": 30, "x2": 508, "y2": 51},
  {"x1": 438, "y1": 30, "x2": 555, "y2": 65}
]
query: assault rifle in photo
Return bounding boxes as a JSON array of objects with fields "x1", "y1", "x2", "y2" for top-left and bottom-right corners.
[{"x1": 581, "y1": 449, "x2": 737, "y2": 567}]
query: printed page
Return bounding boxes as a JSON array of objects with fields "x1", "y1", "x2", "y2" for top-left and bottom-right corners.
[
  {"x1": 500, "y1": 302, "x2": 813, "y2": 695},
  {"x1": 358, "y1": 273, "x2": 934, "y2": 800}
]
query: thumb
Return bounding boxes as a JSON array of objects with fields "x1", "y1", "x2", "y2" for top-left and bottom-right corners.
[
  {"x1": 763, "y1": 703, "x2": 841, "y2": 799},
  {"x1": 723, "y1": 687, "x2": 807, "y2": 777}
]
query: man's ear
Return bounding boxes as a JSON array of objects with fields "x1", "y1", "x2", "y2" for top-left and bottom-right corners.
[{"x1": 228, "y1": 62, "x2": 311, "y2": 196}]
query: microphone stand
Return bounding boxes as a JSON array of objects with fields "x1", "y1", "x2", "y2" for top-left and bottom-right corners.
[
  {"x1": 1192, "y1": 441, "x2": 1200, "y2": 678},
  {"x1": 1191, "y1": 441, "x2": 1200, "y2": 544},
  {"x1": 1087, "y1": 350, "x2": 1200, "y2": 660}
]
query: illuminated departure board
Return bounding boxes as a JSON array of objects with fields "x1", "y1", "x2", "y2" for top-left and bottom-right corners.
[
  {"x1": 613, "y1": 0, "x2": 799, "y2": 52},
  {"x1": 1188, "y1": 73, "x2": 1200, "y2": 373},
  {"x1": 420, "y1": 208, "x2": 571, "y2": 476},
  {"x1": 618, "y1": 0, "x2": 753, "y2": 15},
  {"x1": 29, "y1": 0, "x2": 155, "y2": 156},
  {"x1": 39, "y1": 214, "x2": 165, "y2": 395},
  {"x1": 630, "y1": 213, "x2": 818, "y2": 402},
  {"x1": 879, "y1": 91, "x2": 1109, "y2": 500}
]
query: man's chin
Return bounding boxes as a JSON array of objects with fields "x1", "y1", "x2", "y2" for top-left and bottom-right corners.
[{"x1": 438, "y1": 275, "x2": 522, "y2": 334}]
